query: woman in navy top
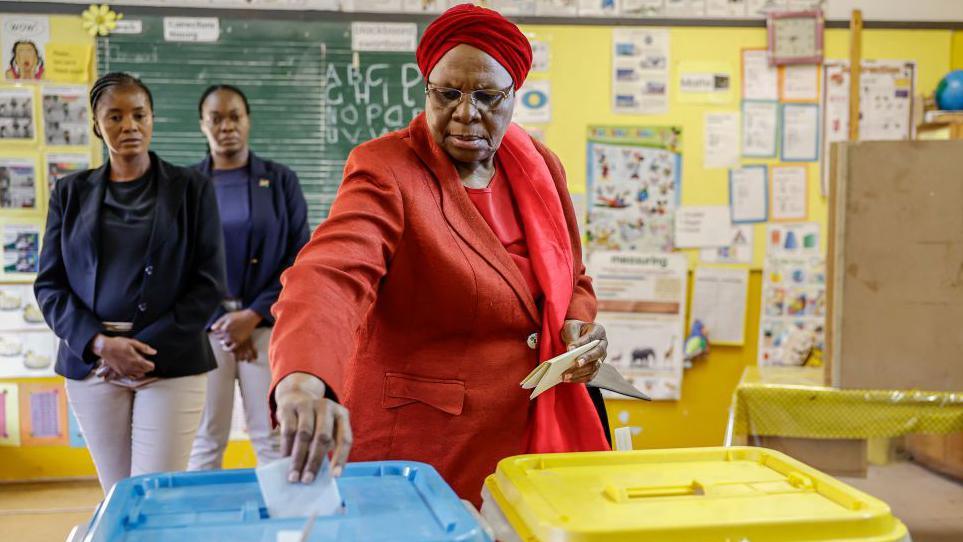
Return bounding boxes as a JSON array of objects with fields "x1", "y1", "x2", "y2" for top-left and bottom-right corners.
[
  {"x1": 35, "y1": 73, "x2": 225, "y2": 493},
  {"x1": 188, "y1": 85, "x2": 310, "y2": 469}
]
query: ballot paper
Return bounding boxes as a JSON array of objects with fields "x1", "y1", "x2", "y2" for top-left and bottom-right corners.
[
  {"x1": 256, "y1": 456, "x2": 342, "y2": 519},
  {"x1": 521, "y1": 340, "x2": 600, "y2": 399},
  {"x1": 590, "y1": 363, "x2": 651, "y2": 401},
  {"x1": 521, "y1": 340, "x2": 650, "y2": 401}
]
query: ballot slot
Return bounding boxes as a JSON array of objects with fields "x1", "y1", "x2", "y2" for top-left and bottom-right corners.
[{"x1": 603, "y1": 481, "x2": 706, "y2": 503}]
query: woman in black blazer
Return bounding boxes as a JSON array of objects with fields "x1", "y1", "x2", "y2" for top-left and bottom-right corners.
[
  {"x1": 187, "y1": 84, "x2": 310, "y2": 470},
  {"x1": 34, "y1": 73, "x2": 226, "y2": 494}
]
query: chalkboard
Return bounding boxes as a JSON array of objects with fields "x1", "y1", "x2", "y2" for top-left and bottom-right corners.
[{"x1": 97, "y1": 17, "x2": 424, "y2": 225}]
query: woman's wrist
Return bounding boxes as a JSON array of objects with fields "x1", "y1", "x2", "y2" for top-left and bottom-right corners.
[
  {"x1": 241, "y1": 308, "x2": 263, "y2": 324},
  {"x1": 91, "y1": 333, "x2": 108, "y2": 357},
  {"x1": 277, "y1": 372, "x2": 326, "y2": 399}
]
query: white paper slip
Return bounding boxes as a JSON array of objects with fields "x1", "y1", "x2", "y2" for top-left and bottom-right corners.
[
  {"x1": 256, "y1": 456, "x2": 342, "y2": 519},
  {"x1": 522, "y1": 340, "x2": 600, "y2": 399}
]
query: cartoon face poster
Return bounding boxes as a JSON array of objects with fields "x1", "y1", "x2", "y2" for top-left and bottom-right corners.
[
  {"x1": 2, "y1": 16, "x2": 49, "y2": 81},
  {"x1": 586, "y1": 125, "x2": 682, "y2": 253}
]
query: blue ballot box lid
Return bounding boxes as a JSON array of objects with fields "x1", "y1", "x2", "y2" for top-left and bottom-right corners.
[{"x1": 82, "y1": 461, "x2": 491, "y2": 542}]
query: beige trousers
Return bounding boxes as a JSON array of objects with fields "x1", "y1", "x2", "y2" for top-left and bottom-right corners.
[
  {"x1": 66, "y1": 372, "x2": 207, "y2": 494},
  {"x1": 188, "y1": 328, "x2": 280, "y2": 470}
]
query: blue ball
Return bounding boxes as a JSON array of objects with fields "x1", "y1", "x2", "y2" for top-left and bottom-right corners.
[{"x1": 936, "y1": 70, "x2": 963, "y2": 111}]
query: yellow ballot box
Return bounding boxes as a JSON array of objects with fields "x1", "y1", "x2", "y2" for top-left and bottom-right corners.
[{"x1": 481, "y1": 447, "x2": 909, "y2": 542}]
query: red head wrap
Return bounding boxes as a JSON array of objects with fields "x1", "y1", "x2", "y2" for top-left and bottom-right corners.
[{"x1": 416, "y1": 4, "x2": 533, "y2": 90}]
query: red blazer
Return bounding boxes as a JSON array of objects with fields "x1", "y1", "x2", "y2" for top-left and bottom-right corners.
[{"x1": 269, "y1": 115, "x2": 597, "y2": 504}]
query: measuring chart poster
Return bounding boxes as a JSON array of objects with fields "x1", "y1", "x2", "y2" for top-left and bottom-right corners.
[{"x1": 587, "y1": 251, "x2": 687, "y2": 401}]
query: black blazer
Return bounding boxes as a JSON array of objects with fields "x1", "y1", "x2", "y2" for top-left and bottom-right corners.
[
  {"x1": 193, "y1": 151, "x2": 309, "y2": 326},
  {"x1": 35, "y1": 152, "x2": 227, "y2": 380}
]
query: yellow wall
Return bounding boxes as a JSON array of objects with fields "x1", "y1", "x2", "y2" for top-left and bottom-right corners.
[
  {"x1": 520, "y1": 24, "x2": 952, "y2": 449},
  {"x1": 0, "y1": 15, "x2": 101, "y2": 481},
  {"x1": 0, "y1": 416, "x2": 256, "y2": 480},
  {"x1": 0, "y1": 22, "x2": 954, "y2": 479},
  {"x1": 953, "y1": 31, "x2": 963, "y2": 70}
]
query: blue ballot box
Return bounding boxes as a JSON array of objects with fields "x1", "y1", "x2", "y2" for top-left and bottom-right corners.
[{"x1": 77, "y1": 461, "x2": 492, "y2": 542}]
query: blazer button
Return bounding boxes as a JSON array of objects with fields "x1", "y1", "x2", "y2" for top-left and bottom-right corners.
[
  {"x1": 250, "y1": 258, "x2": 259, "y2": 264},
  {"x1": 138, "y1": 302, "x2": 147, "y2": 312},
  {"x1": 144, "y1": 265, "x2": 153, "y2": 276},
  {"x1": 527, "y1": 333, "x2": 538, "y2": 350}
]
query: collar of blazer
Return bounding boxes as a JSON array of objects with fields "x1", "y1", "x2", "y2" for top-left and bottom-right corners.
[
  {"x1": 406, "y1": 113, "x2": 541, "y2": 325},
  {"x1": 79, "y1": 151, "x2": 190, "y2": 267},
  {"x1": 197, "y1": 150, "x2": 268, "y2": 182}
]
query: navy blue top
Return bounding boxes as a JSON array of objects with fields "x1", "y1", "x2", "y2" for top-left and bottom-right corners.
[
  {"x1": 192, "y1": 152, "x2": 310, "y2": 328},
  {"x1": 95, "y1": 170, "x2": 156, "y2": 322},
  {"x1": 212, "y1": 167, "x2": 251, "y2": 300}
]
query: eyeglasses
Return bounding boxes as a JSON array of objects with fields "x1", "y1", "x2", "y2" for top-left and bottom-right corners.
[{"x1": 425, "y1": 83, "x2": 514, "y2": 111}]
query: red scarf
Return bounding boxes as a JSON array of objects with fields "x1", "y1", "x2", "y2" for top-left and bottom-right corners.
[{"x1": 495, "y1": 124, "x2": 610, "y2": 454}]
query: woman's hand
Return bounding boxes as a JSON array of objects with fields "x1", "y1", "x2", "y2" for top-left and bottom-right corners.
[
  {"x1": 93, "y1": 334, "x2": 156, "y2": 379},
  {"x1": 231, "y1": 338, "x2": 258, "y2": 362},
  {"x1": 559, "y1": 320, "x2": 608, "y2": 384},
  {"x1": 211, "y1": 309, "x2": 262, "y2": 349},
  {"x1": 275, "y1": 372, "x2": 352, "y2": 484}
]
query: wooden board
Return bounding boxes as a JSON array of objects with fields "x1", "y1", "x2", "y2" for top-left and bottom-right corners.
[
  {"x1": 828, "y1": 140, "x2": 963, "y2": 391},
  {"x1": 824, "y1": 142, "x2": 844, "y2": 386},
  {"x1": 907, "y1": 433, "x2": 963, "y2": 482}
]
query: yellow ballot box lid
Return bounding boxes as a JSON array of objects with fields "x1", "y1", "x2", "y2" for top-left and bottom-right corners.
[{"x1": 482, "y1": 446, "x2": 908, "y2": 542}]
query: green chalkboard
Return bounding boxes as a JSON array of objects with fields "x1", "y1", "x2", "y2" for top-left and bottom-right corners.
[{"x1": 97, "y1": 17, "x2": 424, "y2": 225}]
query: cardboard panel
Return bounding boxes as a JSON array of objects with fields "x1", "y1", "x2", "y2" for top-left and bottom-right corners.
[
  {"x1": 829, "y1": 140, "x2": 963, "y2": 391},
  {"x1": 756, "y1": 436, "x2": 868, "y2": 477}
]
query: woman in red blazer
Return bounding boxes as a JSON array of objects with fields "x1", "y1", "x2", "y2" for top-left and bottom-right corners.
[{"x1": 270, "y1": 5, "x2": 610, "y2": 504}]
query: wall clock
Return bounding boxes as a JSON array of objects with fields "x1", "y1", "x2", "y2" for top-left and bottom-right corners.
[{"x1": 767, "y1": 9, "x2": 824, "y2": 65}]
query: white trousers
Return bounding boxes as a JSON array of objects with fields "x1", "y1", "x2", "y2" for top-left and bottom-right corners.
[
  {"x1": 66, "y1": 372, "x2": 206, "y2": 494},
  {"x1": 188, "y1": 328, "x2": 280, "y2": 470}
]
